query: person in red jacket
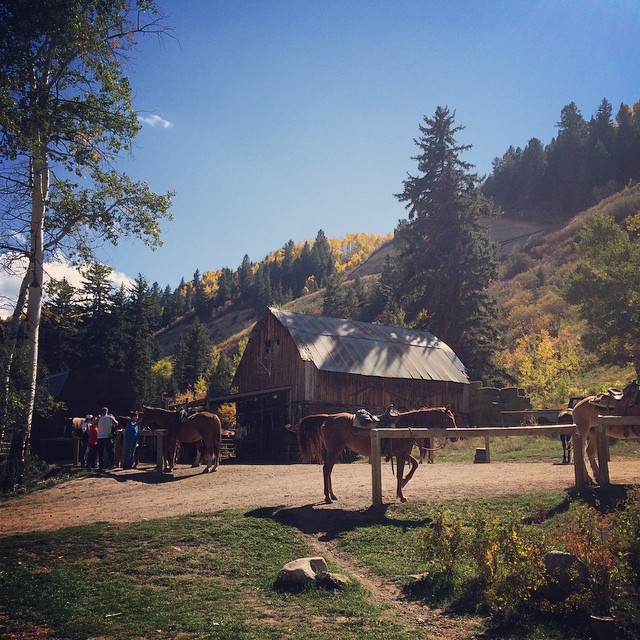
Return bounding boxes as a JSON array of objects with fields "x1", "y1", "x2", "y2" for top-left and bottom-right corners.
[{"x1": 86, "y1": 418, "x2": 99, "y2": 469}]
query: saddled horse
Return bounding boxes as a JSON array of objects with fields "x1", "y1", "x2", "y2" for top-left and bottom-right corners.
[
  {"x1": 572, "y1": 385, "x2": 640, "y2": 484},
  {"x1": 140, "y1": 406, "x2": 222, "y2": 473},
  {"x1": 297, "y1": 406, "x2": 458, "y2": 503}
]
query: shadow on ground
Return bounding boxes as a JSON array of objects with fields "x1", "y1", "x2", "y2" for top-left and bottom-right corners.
[{"x1": 245, "y1": 503, "x2": 433, "y2": 541}]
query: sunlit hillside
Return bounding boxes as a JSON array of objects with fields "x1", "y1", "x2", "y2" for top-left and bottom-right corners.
[{"x1": 157, "y1": 184, "x2": 640, "y2": 398}]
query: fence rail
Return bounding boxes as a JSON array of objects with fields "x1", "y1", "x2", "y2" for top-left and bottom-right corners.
[{"x1": 368, "y1": 424, "x2": 585, "y2": 507}]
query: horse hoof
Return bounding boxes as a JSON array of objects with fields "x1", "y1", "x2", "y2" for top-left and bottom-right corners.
[
  {"x1": 400, "y1": 497, "x2": 407, "y2": 503},
  {"x1": 325, "y1": 497, "x2": 333, "y2": 504},
  {"x1": 202, "y1": 468, "x2": 210, "y2": 474}
]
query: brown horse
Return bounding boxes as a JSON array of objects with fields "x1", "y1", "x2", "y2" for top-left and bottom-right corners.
[
  {"x1": 572, "y1": 395, "x2": 640, "y2": 485},
  {"x1": 140, "y1": 406, "x2": 222, "y2": 473},
  {"x1": 297, "y1": 406, "x2": 458, "y2": 503}
]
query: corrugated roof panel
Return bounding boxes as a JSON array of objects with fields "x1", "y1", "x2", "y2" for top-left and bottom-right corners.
[{"x1": 270, "y1": 308, "x2": 468, "y2": 384}]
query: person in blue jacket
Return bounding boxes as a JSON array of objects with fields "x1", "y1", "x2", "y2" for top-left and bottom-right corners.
[{"x1": 122, "y1": 411, "x2": 140, "y2": 470}]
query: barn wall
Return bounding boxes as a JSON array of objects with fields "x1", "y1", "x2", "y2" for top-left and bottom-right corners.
[
  {"x1": 303, "y1": 369, "x2": 467, "y2": 419},
  {"x1": 234, "y1": 312, "x2": 308, "y2": 402}
]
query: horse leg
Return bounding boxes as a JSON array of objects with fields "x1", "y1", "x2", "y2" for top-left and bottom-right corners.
[
  {"x1": 164, "y1": 437, "x2": 176, "y2": 472},
  {"x1": 202, "y1": 438, "x2": 215, "y2": 474},
  {"x1": 560, "y1": 435, "x2": 567, "y2": 464},
  {"x1": 396, "y1": 456, "x2": 407, "y2": 502},
  {"x1": 402, "y1": 454, "x2": 419, "y2": 488},
  {"x1": 584, "y1": 431, "x2": 600, "y2": 484},
  {"x1": 192, "y1": 442, "x2": 202, "y2": 468}
]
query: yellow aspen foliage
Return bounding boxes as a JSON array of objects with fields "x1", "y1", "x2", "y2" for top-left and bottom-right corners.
[
  {"x1": 216, "y1": 403, "x2": 236, "y2": 430},
  {"x1": 499, "y1": 328, "x2": 582, "y2": 406},
  {"x1": 151, "y1": 358, "x2": 173, "y2": 380}
]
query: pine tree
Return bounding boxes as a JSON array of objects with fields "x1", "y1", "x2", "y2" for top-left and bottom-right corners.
[
  {"x1": 394, "y1": 106, "x2": 501, "y2": 379},
  {"x1": 77, "y1": 263, "x2": 115, "y2": 366},
  {"x1": 126, "y1": 275, "x2": 155, "y2": 405}
]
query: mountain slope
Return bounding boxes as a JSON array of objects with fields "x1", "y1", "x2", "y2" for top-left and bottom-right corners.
[{"x1": 156, "y1": 183, "x2": 640, "y2": 386}]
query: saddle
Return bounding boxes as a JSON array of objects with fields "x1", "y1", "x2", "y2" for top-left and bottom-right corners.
[
  {"x1": 352, "y1": 408, "x2": 380, "y2": 428},
  {"x1": 589, "y1": 380, "x2": 640, "y2": 413}
]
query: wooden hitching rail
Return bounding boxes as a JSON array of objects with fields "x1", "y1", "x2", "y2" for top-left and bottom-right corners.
[{"x1": 368, "y1": 424, "x2": 585, "y2": 507}]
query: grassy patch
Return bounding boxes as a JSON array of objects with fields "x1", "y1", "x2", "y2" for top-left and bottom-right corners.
[{"x1": 0, "y1": 511, "x2": 421, "y2": 640}]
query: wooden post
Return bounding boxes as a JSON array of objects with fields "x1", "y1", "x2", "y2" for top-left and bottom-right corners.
[
  {"x1": 155, "y1": 429, "x2": 166, "y2": 472},
  {"x1": 484, "y1": 436, "x2": 491, "y2": 463},
  {"x1": 370, "y1": 429, "x2": 382, "y2": 507},
  {"x1": 572, "y1": 431, "x2": 587, "y2": 489},
  {"x1": 596, "y1": 419, "x2": 610, "y2": 486}
]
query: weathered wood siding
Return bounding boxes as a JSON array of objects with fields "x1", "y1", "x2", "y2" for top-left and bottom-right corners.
[{"x1": 234, "y1": 311, "x2": 468, "y2": 420}]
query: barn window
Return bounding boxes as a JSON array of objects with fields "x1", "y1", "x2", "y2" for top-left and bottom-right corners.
[{"x1": 264, "y1": 338, "x2": 280, "y2": 354}]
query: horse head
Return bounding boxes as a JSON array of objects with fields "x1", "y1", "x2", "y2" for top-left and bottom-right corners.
[
  {"x1": 377, "y1": 404, "x2": 400, "y2": 426},
  {"x1": 441, "y1": 405, "x2": 460, "y2": 441}
]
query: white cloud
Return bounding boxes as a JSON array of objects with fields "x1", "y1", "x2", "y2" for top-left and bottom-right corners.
[
  {"x1": 138, "y1": 114, "x2": 174, "y2": 128},
  {"x1": 0, "y1": 256, "x2": 135, "y2": 318}
]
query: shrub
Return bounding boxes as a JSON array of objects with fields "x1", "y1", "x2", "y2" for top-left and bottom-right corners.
[{"x1": 413, "y1": 493, "x2": 640, "y2": 637}]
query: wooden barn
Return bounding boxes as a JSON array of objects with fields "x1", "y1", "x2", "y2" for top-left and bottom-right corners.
[{"x1": 215, "y1": 307, "x2": 469, "y2": 462}]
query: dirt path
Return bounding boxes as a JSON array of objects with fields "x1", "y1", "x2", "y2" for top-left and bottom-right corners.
[
  {"x1": 1, "y1": 459, "x2": 639, "y2": 536},
  {"x1": 1, "y1": 459, "x2": 638, "y2": 640}
]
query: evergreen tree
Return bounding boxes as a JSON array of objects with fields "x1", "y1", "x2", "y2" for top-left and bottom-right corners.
[
  {"x1": 126, "y1": 275, "x2": 155, "y2": 405},
  {"x1": 39, "y1": 278, "x2": 78, "y2": 374},
  {"x1": 311, "y1": 229, "x2": 335, "y2": 286},
  {"x1": 77, "y1": 263, "x2": 115, "y2": 366},
  {"x1": 173, "y1": 318, "x2": 212, "y2": 391},
  {"x1": 208, "y1": 352, "x2": 234, "y2": 397},
  {"x1": 322, "y1": 272, "x2": 348, "y2": 318},
  {"x1": 192, "y1": 269, "x2": 209, "y2": 320},
  {"x1": 237, "y1": 255, "x2": 254, "y2": 299},
  {"x1": 108, "y1": 283, "x2": 130, "y2": 371},
  {"x1": 394, "y1": 106, "x2": 501, "y2": 379}
]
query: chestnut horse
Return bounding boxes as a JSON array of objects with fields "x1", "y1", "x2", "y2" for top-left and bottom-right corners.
[
  {"x1": 572, "y1": 395, "x2": 640, "y2": 485},
  {"x1": 140, "y1": 406, "x2": 222, "y2": 473},
  {"x1": 297, "y1": 406, "x2": 458, "y2": 503}
]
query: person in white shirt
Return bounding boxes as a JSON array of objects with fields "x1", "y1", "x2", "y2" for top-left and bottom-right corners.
[{"x1": 96, "y1": 407, "x2": 118, "y2": 471}]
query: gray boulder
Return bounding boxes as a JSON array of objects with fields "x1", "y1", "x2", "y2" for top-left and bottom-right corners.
[
  {"x1": 277, "y1": 556, "x2": 328, "y2": 588},
  {"x1": 539, "y1": 550, "x2": 590, "y2": 602}
]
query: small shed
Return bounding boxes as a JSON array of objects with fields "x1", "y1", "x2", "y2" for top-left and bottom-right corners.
[
  {"x1": 34, "y1": 366, "x2": 136, "y2": 461},
  {"x1": 219, "y1": 307, "x2": 469, "y2": 462}
]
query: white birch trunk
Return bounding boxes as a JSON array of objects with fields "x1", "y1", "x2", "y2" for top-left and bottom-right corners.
[{"x1": 20, "y1": 146, "x2": 49, "y2": 465}]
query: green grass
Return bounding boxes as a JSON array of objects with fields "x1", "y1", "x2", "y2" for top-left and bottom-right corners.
[
  {"x1": 2, "y1": 487, "x2": 639, "y2": 639},
  {"x1": 0, "y1": 511, "x2": 424, "y2": 640},
  {"x1": 419, "y1": 435, "x2": 640, "y2": 463}
]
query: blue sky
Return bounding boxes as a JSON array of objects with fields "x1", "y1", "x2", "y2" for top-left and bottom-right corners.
[{"x1": 50, "y1": 0, "x2": 640, "y2": 291}]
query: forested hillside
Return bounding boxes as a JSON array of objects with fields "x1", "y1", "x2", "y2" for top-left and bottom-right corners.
[{"x1": 7, "y1": 98, "x2": 640, "y2": 421}]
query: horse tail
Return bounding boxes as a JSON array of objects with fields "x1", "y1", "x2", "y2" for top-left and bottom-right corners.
[
  {"x1": 297, "y1": 415, "x2": 327, "y2": 463},
  {"x1": 212, "y1": 413, "x2": 222, "y2": 464}
]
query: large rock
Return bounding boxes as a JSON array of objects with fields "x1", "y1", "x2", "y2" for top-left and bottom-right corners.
[
  {"x1": 316, "y1": 571, "x2": 352, "y2": 590},
  {"x1": 538, "y1": 551, "x2": 590, "y2": 602},
  {"x1": 277, "y1": 557, "x2": 328, "y2": 588}
]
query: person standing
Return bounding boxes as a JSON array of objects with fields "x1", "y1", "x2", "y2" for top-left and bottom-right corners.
[
  {"x1": 86, "y1": 418, "x2": 99, "y2": 469},
  {"x1": 79, "y1": 415, "x2": 92, "y2": 467},
  {"x1": 97, "y1": 407, "x2": 118, "y2": 471},
  {"x1": 122, "y1": 411, "x2": 139, "y2": 470}
]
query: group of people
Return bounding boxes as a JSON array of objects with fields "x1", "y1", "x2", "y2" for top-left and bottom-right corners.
[{"x1": 78, "y1": 408, "x2": 140, "y2": 472}]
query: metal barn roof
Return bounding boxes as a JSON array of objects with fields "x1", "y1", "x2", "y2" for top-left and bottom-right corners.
[{"x1": 268, "y1": 308, "x2": 469, "y2": 384}]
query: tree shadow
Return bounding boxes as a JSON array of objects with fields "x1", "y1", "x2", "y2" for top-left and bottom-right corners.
[
  {"x1": 568, "y1": 483, "x2": 635, "y2": 513},
  {"x1": 245, "y1": 503, "x2": 433, "y2": 541},
  {"x1": 82, "y1": 468, "x2": 199, "y2": 485}
]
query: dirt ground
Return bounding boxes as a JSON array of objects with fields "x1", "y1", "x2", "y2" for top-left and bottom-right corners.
[
  {"x1": 2, "y1": 458, "x2": 639, "y2": 536},
  {"x1": 1, "y1": 458, "x2": 639, "y2": 640}
]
